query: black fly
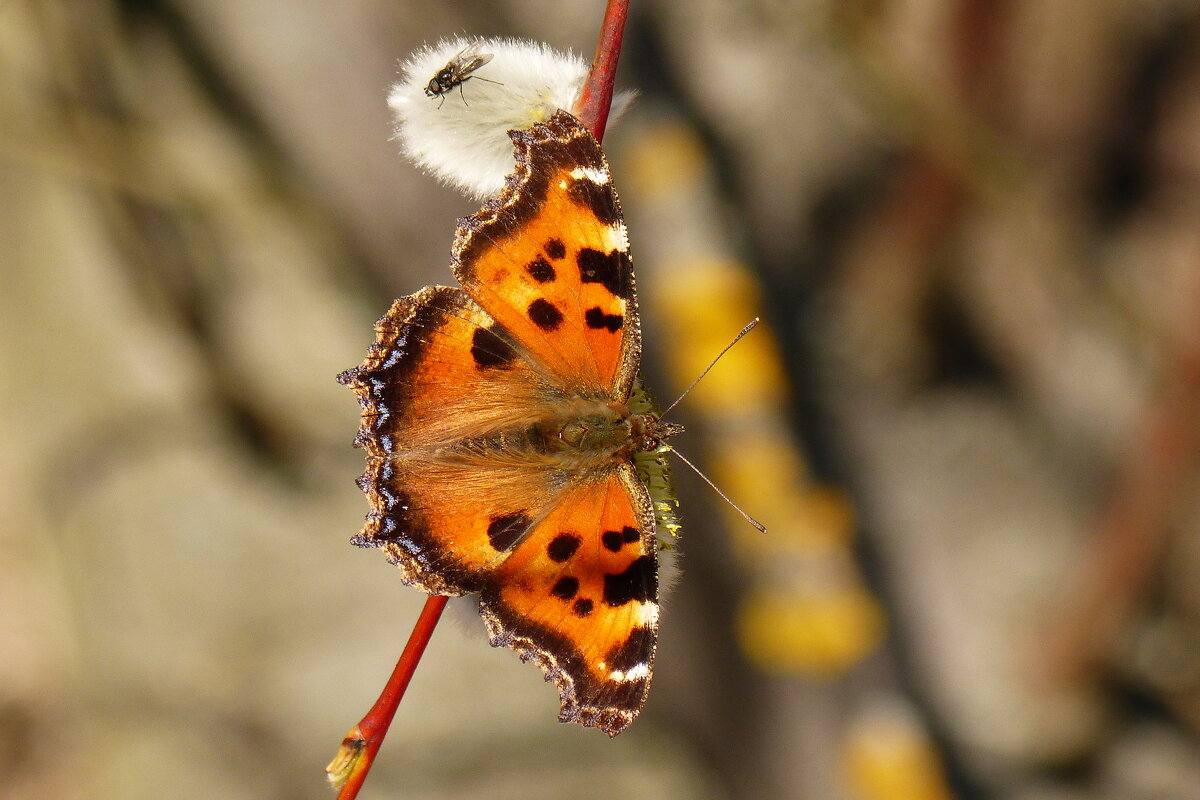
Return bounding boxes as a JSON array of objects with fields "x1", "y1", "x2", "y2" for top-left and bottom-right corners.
[{"x1": 425, "y1": 41, "x2": 501, "y2": 108}]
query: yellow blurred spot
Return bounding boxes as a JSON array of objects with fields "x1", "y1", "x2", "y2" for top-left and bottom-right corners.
[
  {"x1": 710, "y1": 437, "x2": 855, "y2": 554},
  {"x1": 737, "y1": 584, "x2": 885, "y2": 677},
  {"x1": 651, "y1": 258, "x2": 790, "y2": 412},
  {"x1": 842, "y1": 705, "x2": 955, "y2": 800},
  {"x1": 625, "y1": 123, "x2": 709, "y2": 198}
]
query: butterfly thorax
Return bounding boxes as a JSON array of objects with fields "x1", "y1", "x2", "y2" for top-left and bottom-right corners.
[
  {"x1": 538, "y1": 397, "x2": 681, "y2": 460},
  {"x1": 446, "y1": 397, "x2": 680, "y2": 476}
]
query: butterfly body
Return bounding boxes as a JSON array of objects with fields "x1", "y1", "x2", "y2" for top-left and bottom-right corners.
[
  {"x1": 514, "y1": 397, "x2": 676, "y2": 467},
  {"x1": 412, "y1": 394, "x2": 675, "y2": 498},
  {"x1": 339, "y1": 112, "x2": 679, "y2": 735}
]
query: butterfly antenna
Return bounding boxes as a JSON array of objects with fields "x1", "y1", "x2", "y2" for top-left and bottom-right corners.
[
  {"x1": 670, "y1": 447, "x2": 767, "y2": 533},
  {"x1": 661, "y1": 318, "x2": 760, "y2": 419}
]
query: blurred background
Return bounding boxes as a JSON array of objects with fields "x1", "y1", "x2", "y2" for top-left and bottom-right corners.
[{"x1": 4, "y1": 1, "x2": 1200, "y2": 798}]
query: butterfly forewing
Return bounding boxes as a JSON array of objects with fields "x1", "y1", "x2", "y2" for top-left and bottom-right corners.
[{"x1": 452, "y1": 112, "x2": 639, "y2": 398}]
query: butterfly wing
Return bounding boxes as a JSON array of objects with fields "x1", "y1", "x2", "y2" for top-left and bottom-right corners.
[
  {"x1": 338, "y1": 286, "x2": 567, "y2": 595},
  {"x1": 480, "y1": 464, "x2": 659, "y2": 736},
  {"x1": 452, "y1": 110, "x2": 639, "y2": 398}
]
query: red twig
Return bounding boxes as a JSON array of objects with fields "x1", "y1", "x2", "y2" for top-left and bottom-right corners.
[
  {"x1": 576, "y1": 0, "x2": 630, "y2": 142},
  {"x1": 327, "y1": 595, "x2": 448, "y2": 798}
]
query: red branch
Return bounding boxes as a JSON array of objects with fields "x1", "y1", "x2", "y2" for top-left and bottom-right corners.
[
  {"x1": 576, "y1": 0, "x2": 630, "y2": 142},
  {"x1": 328, "y1": 595, "x2": 448, "y2": 798}
]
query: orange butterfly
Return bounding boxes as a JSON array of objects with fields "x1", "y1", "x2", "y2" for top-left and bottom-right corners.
[{"x1": 338, "y1": 110, "x2": 680, "y2": 736}]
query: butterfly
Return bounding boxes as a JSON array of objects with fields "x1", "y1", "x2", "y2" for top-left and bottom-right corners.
[
  {"x1": 424, "y1": 40, "x2": 501, "y2": 108},
  {"x1": 337, "y1": 110, "x2": 681, "y2": 736}
]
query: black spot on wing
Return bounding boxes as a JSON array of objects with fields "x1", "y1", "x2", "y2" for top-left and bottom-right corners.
[
  {"x1": 544, "y1": 238, "x2": 566, "y2": 260},
  {"x1": 572, "y1": 598, "x2": 594, "y2": 617},
  {"x1": 590, "y1": 528, "x2": 643, "y2": 554},
  {"x1": 585, "y1": 307, "x2": 623, "y2": 333},
  {"x1": 566, "y1": 177, "x2": 620, "y2": 226},
  {"x1": 551, "y1": 576, "x2": 579, "y2": 600},
  {"x1": 603, "y1": 555, "x2": 657, "y2": 607},
  {"x1": 547, "y1": 533, "x2": 581, "y2": 562},
  {"x1": 487, "y1": 512, "x2": 530, "y2": 551},
  {"x1": 577, "y1": 248, "x2": 630, "y2": 299},
  {"x1": 526, "y1": 255, "x2": 556, "y2": 283},
  {"x1": 527, "y1": 298, "x2": 564, "y2": 331},
  {"x1": 471, "y1": 325, "x2": 517, "y2": 369}
]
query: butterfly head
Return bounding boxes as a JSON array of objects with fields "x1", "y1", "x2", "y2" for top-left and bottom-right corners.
[{"x1": 630, "y1": 413, "x2": 684, "y2": 454}]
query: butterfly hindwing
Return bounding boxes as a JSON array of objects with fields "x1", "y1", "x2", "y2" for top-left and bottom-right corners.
[{"x1": 452, "y1": 110, "x2": 639, "y2": 397}]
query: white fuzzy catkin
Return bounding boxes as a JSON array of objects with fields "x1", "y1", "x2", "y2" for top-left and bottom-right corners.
[{"x1": 389, "y1": 37, "x2": 632, "y2": 200}]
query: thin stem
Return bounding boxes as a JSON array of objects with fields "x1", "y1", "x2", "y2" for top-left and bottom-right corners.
[
  {"x1": 576, "y1": 0, "x2": 630, "y2": 142},
  {"x1": 327, "y1": 595, "x2": 449, "y2": 798}
]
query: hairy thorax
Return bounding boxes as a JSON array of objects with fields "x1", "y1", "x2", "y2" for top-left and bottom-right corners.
[
  {"x1": 536, "y1": 398, "x2": 644, "y2": 465},
  {"x1": 447, "y1": 396, "x2": 678, "y2": 475}
]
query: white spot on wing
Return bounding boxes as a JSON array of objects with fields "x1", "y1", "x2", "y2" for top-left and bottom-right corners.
[
  {"x1": 610, "y1": 663, "x2": 650, "y2": 682},
  {"x1": 612, "y1": 221, "x2": 629, "y2": 251},
  {"x1": 569, "y1": 166, "x2": 610, "y2": 184},
  {"x1": 593, "y1": 224, "x2": 628, "y2": 255},
  {"x1": 633, "y1": 601, "x2": 659, "y2": 626}
]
